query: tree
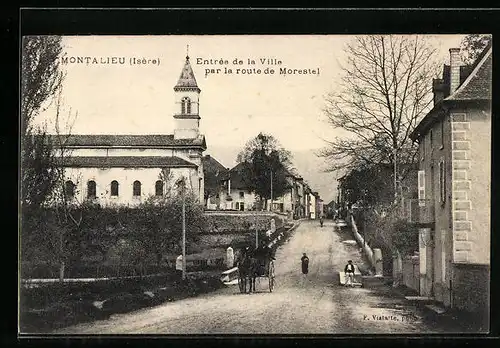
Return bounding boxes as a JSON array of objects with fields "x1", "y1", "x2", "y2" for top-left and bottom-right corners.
[
  {"x1": 133, "y1": 185, "x2": 205, "y2": 266},
  {"x1": 460, "y1": 34, "x2": 492, "y2": 66},
  {"x1": 339, "y1": 165, "x2": 395, "y2": 207},
  {"x1": 319, "y1": 35, "x2": 439, "y2": 200},
  {"x1": 21, "y1": 36, "x2": 65, "y2": 207},
  {"x1": 237, "y1": 133, "x2": 293, "y2": 210}
]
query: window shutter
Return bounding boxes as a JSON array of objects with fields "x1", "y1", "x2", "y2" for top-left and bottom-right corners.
[
  {"x1": 439, "y1": 160, "x2": 446, "y2": 204},
  {"x1": 418, "y1": 170, "x2": 426, "y2": 206}
]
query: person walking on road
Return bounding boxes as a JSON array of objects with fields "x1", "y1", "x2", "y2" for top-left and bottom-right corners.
[
  {"x1": 301, "y1": 253, "x2": 310, "y2": 283},
  {"x1": 344, "y1": 260, "x2": 356, "y2": 287}
]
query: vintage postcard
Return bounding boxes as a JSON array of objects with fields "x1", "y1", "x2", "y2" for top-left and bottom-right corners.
[{"x1": 19, "y1": 33, "x2": 491, "y2": 335}]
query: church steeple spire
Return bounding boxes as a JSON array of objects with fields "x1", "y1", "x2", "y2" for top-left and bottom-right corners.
[
  {"x1": 173, "y1": 50, "x2": 201, "y2": 140},
  {"x1": 174, "y1": 48, "x2": 200, "y2": 93}
]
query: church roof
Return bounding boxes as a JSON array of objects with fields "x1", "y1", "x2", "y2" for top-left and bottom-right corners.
[
  {"x1": 174, "y1": 56, "x2": 200, "y2": 92},
  {"x1": 47, "y1": 134, "x2": 206, "y2": 150},
  {"x1": 57, "y1": 156, "x2": 198, "y2": 168}
]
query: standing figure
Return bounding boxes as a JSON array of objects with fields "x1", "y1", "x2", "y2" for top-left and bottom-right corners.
[
  {"x1": 319, "y1": 215, "x2": 324, "y2": 227},
  {"x1": 175, "y1": 255, "x2": 183, "y2": 280},
  {"x1": 344, "y1": 260, "x2": 356, "y2": 287},
  {"x1": 301, "y1": 253, "x2": 310, "y2": 281}
]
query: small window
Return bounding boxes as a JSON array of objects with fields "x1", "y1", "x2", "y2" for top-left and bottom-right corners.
[
  {"x1": 439, "y1": 160, "x2": 446, "y2": 205},
  {"x1": 155, "y1": 180, "x2": 164, "y2": 196},
  {"x1": 417, "y1": 170, "x2": 425, "y2": 206},
  {"x1": 87, "y1": 180, "x2": 96, "y2": 199},
  {"x1": 181, "y1": 97, "x2": 191, "y2": 114},
  {"x1": 239, "y1": 191, "x2": 244, "y2": 198},
  {"x1": 110, "y1": 180, "x2": 119, "y2": 196},
  {"x1": 420, "y1": 140, "x2": 425, "y2": 162},
  {"x1": 133, "y1": 180, "x2": 141, "y2": 197},
  {"x1": 440, "y1": 120, "x2": 445, "y2": 149},
  {"x1": 65, "y1": 180, "x2": 75, "y2": 198}
]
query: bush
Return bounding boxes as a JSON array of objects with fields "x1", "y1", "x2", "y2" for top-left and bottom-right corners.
[
  {"x1": 390, "y1": 219, "x2": 419, "y2": 255},
  {"x1": 21, "y1": 194, "x2": 206, "y2": 278},
  {"x1": 203, "y1": 213, "x2": 285, "y2": 233},
  {"x1": 361, "y1": 204, "x2": 419, "y2": 257}
]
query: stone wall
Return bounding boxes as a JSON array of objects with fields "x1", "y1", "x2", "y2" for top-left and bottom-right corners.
[
  {"x1": 452, "y1": 263, "x2": 490, "y2": 317},
  {"x1": 350, "y1": 215, "x2": 374, "y2": 269},
  {"x1": 451, "y1": 111, "x2": 473, "y2": 263},
  {"x1": 402, "y1": 255, "x2": 420, "y2": 293},
  {"x1": 451, "y1": 109, "x2": 490, "y2": 265}
]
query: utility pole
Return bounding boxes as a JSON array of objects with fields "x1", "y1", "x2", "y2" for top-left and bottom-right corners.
[
  {"x1": 255, "y1": 213, "x2": 258, "y2": 248},
  {"x1": 270, "y1": 170, "x2": 273, "y2": 212},
  {"x1": 181, "y1": 179, "x2": 187, "y2": 280},
  {"x1": 363, "y1": 190, "x2": 367, "y2": 248},
  {"x1": 393, "y1": 148, "x2": 398, "y2": 202}
]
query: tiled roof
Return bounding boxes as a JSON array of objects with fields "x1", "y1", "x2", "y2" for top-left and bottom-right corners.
[
  {"x1": 438, "y1": 65, "x2": 474, "y2": 97},
  {"x1": 229, "y1": 162, "x2": 251, "y2": 190},
  {"x1": 46, "y1": 134, "x2": 206, "y2": 149},
  {"x1": 202, "y1": 155, "x2": 230, "y2": 179},
  {"x1": 410, "y1": 45, "x2": 492, "y2": 141},
  {"x1": 174, "y1": 56, "x2": 200, "y2": 91},
  {"x1": 57, "y1": 156, "x2": 197, "y2": 168},
  {"x1": 447, "y1": 48, "x2": 492, "y2": 101}
]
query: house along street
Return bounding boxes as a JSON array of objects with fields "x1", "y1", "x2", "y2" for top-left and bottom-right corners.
[{"x1": 54, "y1": 220, "x2": 464, "y2": 334}]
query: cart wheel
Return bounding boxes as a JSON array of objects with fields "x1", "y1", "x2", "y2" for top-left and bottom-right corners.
[
  {"x1": 269, "y1": 277, "x2": 275, "y2": 292},
  {"x1": 268, "y1": 262, "x2": 275, "y2": 292}
]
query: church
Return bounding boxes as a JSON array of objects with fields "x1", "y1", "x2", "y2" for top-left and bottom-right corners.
[{"x1": 52, "y1": 54, "x2": 206, "y2": 206}]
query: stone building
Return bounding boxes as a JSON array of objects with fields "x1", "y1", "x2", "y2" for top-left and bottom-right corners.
[
  {"x1": 409, "y1": 44, "x2": 491, "y2": 316},
  {"x1": 51, "y1": 54, "x2": 206, "y2": 206}
]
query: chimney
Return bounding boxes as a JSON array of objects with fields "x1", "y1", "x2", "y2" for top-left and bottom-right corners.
[
  {"x1": 432, "y1": 78, "x2": 445, "y2": 106},
  {"x1": 449, "y1": 48, "x2": 461, "y2": 94}
]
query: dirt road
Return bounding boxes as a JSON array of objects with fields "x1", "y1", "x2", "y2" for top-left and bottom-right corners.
[{"x1": 54, "y1": 220, "x2": 458, "y2": 334}]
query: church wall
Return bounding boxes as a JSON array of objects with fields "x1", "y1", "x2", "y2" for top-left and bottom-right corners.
[
  {"x1": 57, "y1": 147, "x2": 203, "y2": 164},
  {"x1": 63, "y1": 166, "x2": 201, "y2": 206},
  {"x1": 59, "y1": 148, "x2": 175, "y2": 157},
  {"x1": 173, "y1": 118, "x2": 200, "y2": 139}
]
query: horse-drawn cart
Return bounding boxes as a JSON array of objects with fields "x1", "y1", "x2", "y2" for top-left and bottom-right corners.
[{"x1": 237, "y1": 247, "x2": 276, "y2": 293}]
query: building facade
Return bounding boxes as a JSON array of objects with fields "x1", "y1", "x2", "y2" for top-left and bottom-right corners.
[
  {"x1": 52, "y1": 55, "x2": 207, "y2": 206},
  {"x1": 203, "y1": 158, "x2": 320, "y2": 216},
  {"x1": 409, "y1": 45, "x2": 491, "y2": 316},
  {"x1": 202, "y1": 154, "x2": 230, "y2": 210}
]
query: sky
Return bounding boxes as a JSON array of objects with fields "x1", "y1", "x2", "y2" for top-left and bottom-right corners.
[{"x1": 34, "y1": 35, "x2": 466, "y2": 202}]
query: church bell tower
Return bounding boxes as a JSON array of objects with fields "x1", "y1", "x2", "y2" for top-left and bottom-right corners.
[{"x1": 173, "y1": 51, "x2": 201, "y2": 140}]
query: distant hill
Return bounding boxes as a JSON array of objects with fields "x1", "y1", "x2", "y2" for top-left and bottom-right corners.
[{"x1": 205, "y1": 145, "x2": 338, "y2": 203}]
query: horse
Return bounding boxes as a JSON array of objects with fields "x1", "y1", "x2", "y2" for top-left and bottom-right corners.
[
  {"x1": 236, "y1": 247, "x2": 253, "y2": 293},
  {"x1": 237, "y1": 247, "x2": 265, "y2": 293}
]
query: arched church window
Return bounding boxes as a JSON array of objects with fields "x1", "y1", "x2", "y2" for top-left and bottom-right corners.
[
  {"x1": 133, "y1": 181, "x2": 141, "y2": 196},
  {"x1": 65, "y1": 180, "x2": 75, "y2": 199},
  {"x1": 111, "y1": 180, "x2": 119, "y2": 196},
  {"x1": 155, "y1": 180, "x2": 164, "y2": 196},
  {"x1": 181, "y1": 97, "x2": 191, "y2": 114},
  {"x1": 87, "y1": 180, "x2": 96, "y2": 199}
]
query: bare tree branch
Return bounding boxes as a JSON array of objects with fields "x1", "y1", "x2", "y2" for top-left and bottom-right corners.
[{"x1": 319, "y1": 35, "x2": 439, "y2": 200}]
